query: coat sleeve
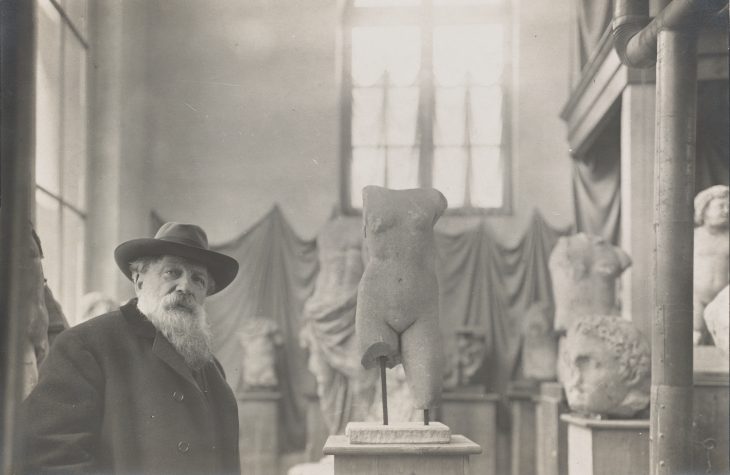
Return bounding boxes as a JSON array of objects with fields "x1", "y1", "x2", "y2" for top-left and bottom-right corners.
[{"x1": 21, "y1": 329, "x2": 103, "y2": 473}]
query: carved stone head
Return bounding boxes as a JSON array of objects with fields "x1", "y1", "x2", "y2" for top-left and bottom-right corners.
[
  {"x1": 561, "y1": 315, "x2": 650, "y2": 417},
  {"x1": 694, "y1": 185, "x2": 729, "y2": 229}
]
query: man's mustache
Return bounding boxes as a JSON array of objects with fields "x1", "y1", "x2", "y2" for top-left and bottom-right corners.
[{"x1": 163, "y1": 292, "x2": 197, "y2": 311}]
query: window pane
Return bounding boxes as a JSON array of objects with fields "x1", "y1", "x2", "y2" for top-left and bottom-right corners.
[
  {"x1": 35, "y1": 189, "x2": 62, "y2": 290},
  {"x1": 386, "y1": 87, "x2": 419, "y2": 146},
  {"x1": 386, "y1": 147, "x2": 419, "y2": 189},
  {"x1": 352, "y1": 88, "x2": 385, "y2": 146},
  {"x1": 434, "y1": 0, "x2": 502, "y2": 4},
  {"x1": 61, "y1": 207, "x2": 85, "y2": 325},
  {"x1": 469, "y1": 86, "x2": 502, "y2": 145},
  {"x1": 434, "y1": 87, "x2": 466, "y2": 146},
  {"x1": 433, "y1": 147, "x2": 467, "y2": 208},
  {"x1": 60, "y1": 0, "x2": 89, "y2": 43},
  {"x1": 433, "y1": 24, "x2": 503, "y2": 87},
  {"x1": 470, "y1": 146, "x2": 503, "y2": 208},
  {"x1": 351, "y1": 148, "x2": 386, "y2": 208},
  {"x1": 352, "y1": 26, "x2": 420, "y2": 87},
  {"x1": 354, "y1": 0, "x2": 419, "y2": 7},
  {"x1": 62, "y1": 27, "x2": 88, "y2": 211},
  {"x1": 36, "y1": 1, "x2": 63, "y2": 195}
]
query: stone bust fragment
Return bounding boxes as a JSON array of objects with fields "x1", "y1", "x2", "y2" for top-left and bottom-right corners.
[
  {"x1": 693, "y1": 185, "x2": 729, "y2": 345},
  {"x1": 562, "y1": 315, "x2": 650, "y2": 418},
  {"x1": 549, "y1": 233, "x2": 631, "y2": 333},
  {"x1": 443, "y1": 327, "x2": 489, "y2": 390},
  {"x1": 237, "y1": 316, "x2": 283, "y2": 392},
  {"x1": 521, "y1": 302, "x2": 558, "y2": 381},
  {"x1": 356, "y1": 185, "x2": 448, "y2": 411},
  {"x1": 704, "y1": 285, "x2": 729, "y2": 357}
]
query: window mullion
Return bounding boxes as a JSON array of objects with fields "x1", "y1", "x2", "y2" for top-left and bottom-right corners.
[{"x1": 418, "y1": 1, "x2": 434, "y2": 188}]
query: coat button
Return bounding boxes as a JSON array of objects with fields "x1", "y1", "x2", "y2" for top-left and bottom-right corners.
[
  {"x1": 171, "y1": 391, "x2": 184, "y2": 402},
  {"x1": 177, "y1": 441, "x2": 190, "y2": 453}
]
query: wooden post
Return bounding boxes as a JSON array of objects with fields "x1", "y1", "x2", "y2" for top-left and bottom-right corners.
[
  {"x1": 0, "y1": 1, "x2": 36, "y2": 474},
  {"x1": 650, "y1": 28, "x2": 697, "y2": 475}
]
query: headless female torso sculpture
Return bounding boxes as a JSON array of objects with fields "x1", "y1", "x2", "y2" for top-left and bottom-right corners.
[{"x1": 356, "y1": 186, "x2": 447, "y2": 418}]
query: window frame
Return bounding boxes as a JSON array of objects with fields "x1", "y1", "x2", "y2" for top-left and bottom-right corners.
[{"x1": 339, "y1": 0, "x2": 513, "y2": 216}]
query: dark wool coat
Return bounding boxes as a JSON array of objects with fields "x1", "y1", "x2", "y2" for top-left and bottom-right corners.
[{"x1": 22, "y1": 300, "x2": 241, "y2": 475}]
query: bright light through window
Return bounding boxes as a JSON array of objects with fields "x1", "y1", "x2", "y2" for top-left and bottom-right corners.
[{"x1": 344, "y1": 1, "x2": 510, "y2": 213}]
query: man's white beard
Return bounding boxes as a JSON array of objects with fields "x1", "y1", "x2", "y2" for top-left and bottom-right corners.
[{"x1": 137, "y1": 289, "x2": 213, "y2": 370}]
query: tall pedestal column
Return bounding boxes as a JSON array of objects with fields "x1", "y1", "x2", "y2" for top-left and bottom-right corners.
[
  {"x1": 562, "y1": 414, "x2": 649, "y2": 475},
  {"x1": 238, "y1": 391, "x2": 281, "y2": 475},
  {"x1": 507, "y1": 380, "x2": 539, "y2": 475},
  {"x1": 535, "y1": 382, "x2": 568, "y2": 475},
  {"x1": 440, "y1": 392, "x2": 499, "y2": 475}
]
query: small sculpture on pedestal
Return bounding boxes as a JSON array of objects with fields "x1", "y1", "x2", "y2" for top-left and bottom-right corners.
[
  {"x1": 237, "y1": 316, "x2": 283, "y2": 392},
  {"x1": 356, "y1": 185, "x2": 447, "y2": 426},
  {"x1": 443, "y1": 327, "x2": 488, "y2": 391},
  {"x1": 693, "y1": 185, "x2": 729, "y2": 345},
  {"x1": 549, "y1": 233, "x2": 631, "y2": 334},
  {"x1": 562, "y1": 315, "x2": 650, "y2": 418},
  {"x1": 704, "y1": 285, "x2": 729, "y2": 357},
  {"x1": 521, "y1": 302, "x2": 558, "y2": 381}
]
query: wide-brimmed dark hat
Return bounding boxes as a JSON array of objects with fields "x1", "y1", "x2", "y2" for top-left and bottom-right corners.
[{"x1": 114, "y1": 222, "x2": 239, "y2": 294}]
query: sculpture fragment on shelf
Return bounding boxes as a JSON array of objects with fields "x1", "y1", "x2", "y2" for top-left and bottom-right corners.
[
  {"x1": 693, "y1": 185, "x2": 729, "y2": 346},
  {"x1": 237, "y1": 316, "x2": 283, "y2": 392},
  {"x1": 443, "y1": 326, "x2": 488, "y2": 391}
]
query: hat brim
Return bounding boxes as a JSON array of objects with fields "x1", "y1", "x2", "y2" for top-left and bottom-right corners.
[{"x1": 114, "y1": 239, "x2": 239, "y2": 295}]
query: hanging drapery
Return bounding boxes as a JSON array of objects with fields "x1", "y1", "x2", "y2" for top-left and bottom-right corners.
[
  {"x1": 205, "y1": 207, "x2": 318, "y2": 452},
  {"x1": 572, "y1": 118, "x2": 621, "y2": 244},
  {"x1": 152, "y1": 207, "x2": 569, "y2": 450},
  {"x1": 696, "y1": 80, "x2": 730, "y2": 190}
]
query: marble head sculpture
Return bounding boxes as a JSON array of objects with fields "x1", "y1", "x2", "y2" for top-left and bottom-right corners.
[
  {"x1": 693, "y1": 185, "x2": 729, "y2": 345},
  {"x1": 549, "y1": 233, "x2": 631, "y2": 333},
  {"x1": 356, "y1": 185, "x2": 448, "y2": 413},
  {"x1": 562, "y1": 315, "x2": 650, "y2": 417}
]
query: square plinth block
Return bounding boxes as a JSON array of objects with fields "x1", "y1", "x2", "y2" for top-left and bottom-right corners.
[
  {"x1": 323, "y1": 433, "x2": 481, "y2": 475},
  {"x1": 237, "y1": 391, "x2": 281, "y2": 475},
  {"x1": 440, "y1": 392, "x2": 499, "y2": 475},
  {"x1": 561, "y1": 414, "x2": 649, "y2": 475},
  {"x1": 346, "y1": 421, "x2": 451, "y2": 444}
]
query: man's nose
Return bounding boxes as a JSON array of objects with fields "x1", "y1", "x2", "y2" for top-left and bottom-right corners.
[{"x1": 174, "y1": 274, "x2": 194, "y2": 294}]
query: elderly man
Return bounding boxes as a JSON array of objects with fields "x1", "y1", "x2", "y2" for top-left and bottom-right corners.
[{"x1": 22, "y1": 222, "x2": 241, "y2": 474}]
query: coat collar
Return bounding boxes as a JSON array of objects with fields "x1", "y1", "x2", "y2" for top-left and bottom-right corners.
[{"x1": 120, "y1": 299, "x2": 208, "y2": 395}]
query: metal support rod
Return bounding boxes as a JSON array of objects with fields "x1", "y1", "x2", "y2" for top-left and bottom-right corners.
[
  {"x1": 650, "y1": 28, "x2": 697, "y2": 475},
  {"x1": 379, "y1": 356, "x2": 388, "y2": 425},
  {"x1": 0, "y1": 1, "x2": 36, "y2": 473},
  {"x1": 423, "y1": 409, "x2": 429, "y2": 426}
]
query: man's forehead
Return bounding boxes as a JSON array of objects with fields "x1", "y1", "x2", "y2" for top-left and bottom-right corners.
[{"x1": 158, "y1": 255, "x2": 209, "y2": 273}]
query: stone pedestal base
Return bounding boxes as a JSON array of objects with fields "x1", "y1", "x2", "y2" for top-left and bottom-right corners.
[
  {"x1": 535, "y1": 382, "x2": 568, "y2": 475},
  {"x1": 692, "y1": 370, "x2": 729, "y2": 474},
  {"x1": 507, "y1": 380, "x2": 539, "y2": 475},
  {"x1": 238, "y1": 391, "x2": 280, "y2": 475},
  {"x1": 323, "y1": 424, "x2": 480, "y2": 475},
  {"x1": 561, "y1": 414, "x2": 649, "y2": 475},
  {"x1": 440, "y1": 392, "x2": 499, "y2": 475}
]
